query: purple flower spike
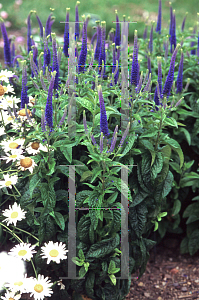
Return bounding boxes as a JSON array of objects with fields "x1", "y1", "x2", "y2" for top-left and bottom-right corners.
[
  {"x1": 169, "y1": 3, "x2": 173, "y2": 41},
  {"x1": 170, "y1": 10, "x2": 176, "y2": 53},
  {"x1": 130, "y1": 30, "x2": 139, "y2": 87},
  {"x1": 20, "y1": 60, "x2": 29, "y2": 109},
  {"x1": 51, "y1": 33, "x2": 60, "y2": 96},
  {"x1": 0, "y1": 19, "x2": 12, "y2": 67},
  {"x1": 45, "y1": 71, "x2": 56, "y2": 130},
  {"x1": 91, "y1": 133, "x2": 97, "y2": 146},
  {"x1": 181, "y1": 12, "x2": 188, "y2": 32},
  {"x1": 98, "y1": 85, "x2": 109, "y2": 137},
  {"x1": 156, "y1": 0, "x2": 162, "y2": 34},
  {"x1": 154, "y1": 56, "x2": 162, "y2": 105},
  {"x1": 108, "y1": 125, "x2": 118, "y2": 154},
  {"x1": 98, "y1": 21, "x2": 106, "y2": 78},
  {"x1": 176, "y1": 50, "x2": 184, "y2": 94},
  {"x1": 143, "y1": 24, "x2": 148, "y2": 40},
  {"x1": 118, "y1": 122, "x2": 130, "y2": 148},
  {"x1": 190, "y1": 26, "x2": 196, "y2": 55},
  {"x1": 75, "y1": 1, "x2": 80, "y2": 40},
  {"x1": 35, "y1": 13, "x2": 43, "y2": 38},
  {"x1": 94, "y1": 21, "x2": 101, "y2": 61},
  {"x1": 162, "y1": 44, "x2": 180, "y2": 98},
  {"x1": 63, "y1": 8, "x2": 70, "y2": 58},
  {"x1": 27, "y1": 11, "x2": 34, "y2": 54},
  {"x1": 45, "y1": 13, "x2": 53, "y2": 41},
  {"x1": 78, "y1": 16, "x2": 88, "y2": 73},
  {"x1": 197, "y1": 31, "x2": 199, "y2": 61},
  {"x1": 114, "y1": 10, "x2": 121, "y2": 51}
]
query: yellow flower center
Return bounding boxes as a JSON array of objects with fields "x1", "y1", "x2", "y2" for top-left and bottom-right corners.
[
  {"x1": 7, "y1": 116, "x2": 15, "y2": 121},
  {"x1": 18, "y1": 109, "x2": 32, "y2": 117},
  {"x1": 10, "y1": 154, "x2": 18, "y2": 159},
  {"x1": 34, "y1": 284, "x2": 44, "y2": 293},
  {"x1": 18, "y1": 249, "x2": 27, "y2": 256},
  {"x1": 20, "y1": 157, "x2": 32, "y2": 168},
  {"x1": 5, "y1": 180, "x2": 12, "y2": 186},
  {"x1": 49, "y1": 249, "x2": 59, "y2": 257},
  {"x1": 9, "y1": 142, "x2": 19, "y2": 149},
  {"x1": 0, "y1": 85, "x2": 5, "y2": 96},
  {"x1": 9, "y1": 298, "x2": 14, "y2": 300},
  {"x1": 11, "y1": 211, "x2": 18, "y2": 219},
  {"x1": 14, "y1": 281, "x2": 23, "y2": 286},
  {"x1": 3, "y1": 86, "x2": 8, "y2": 93},
  {"x1": 31, "y1": 142, "x2": 40, "y2": 150}
]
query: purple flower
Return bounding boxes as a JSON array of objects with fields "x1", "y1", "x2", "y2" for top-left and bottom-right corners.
[
  {"x1": 147, "y1": 55, "x2": 151, "y2": 75},
  {"x1": 45, "y1": 13, "x2": 53, "y2": 41},
  {"x1": 181, "y1": 12, "x2": 188, "y2": 32},
  {"x1": 169, "y1": 4, "x2": 173, "y2": 42},
  {"x1": 91, "y1": 133, "x2": 97, "y2": 146},
  {"x1": 51, "y1": 33, "x2": 60, "y2": 96},
  {"x1": 143, "y1": 24, "x2": 148, "y2": 40},
  {"x1": 43, "y1": 27, "x2": 51, "y2": 74},
  {"x1": 170, "y1": 10, "x2": 176, "y2": 53},
  {"x1": 143, "y1": 73, "x2": 151, "y2": 93},
  {"x1": 63, "y1": 8, "x2": 70, "y2": 58},
  {"x1": 78, "y1": 18, "x2": 88, "y2": 73},
  {"x1": 130, "y1": 30, "x2": 139, "y2": 87},
  {"x1": 149, "y1": 23, "x2": 153, "y2": 53},
  {"x1": 45, "y1": 71, "x2": 56, "y2": 130},
  {"x1": 58, "y1": 105, "x2": 67, "y2": 128},
  {"x1": 98, "y1": 21, "x2": 106, "y2": 78},
  {"x1": 94, "y1": 21, "x2": 101, "y2": 61},
  {"x1": 197, "y1": 31, "x2": 199, "y2": 62},
  {"x1": 0, "y1": 19, "x2": 12, "y2": 67},
  {"x1": 156, "y1": 0, "x2": 162, "y2": 34},
  {"x1": 20, "y1": 60, "x2": 29, "y2": 109},
  {"x1": 27, "y1": 11, "x2": 34, "y2": 54},
  {"x1": 108, "y1": 125, "x2": 118, "y2": 153},
  {"x1": 98, "y1": 85, "x2": 109, "y2": 137},
  {"x1": 75, "y1": 1, "x2": 80, "y2": 40},
  {"x1": 114, "y1": 10, "x2": 121, "y2": 51},
  {"x1": 162, "y1": 44, "x2": 180, "y2": 98},
  {"x1": 190, "y1": 26, "x2": 196, "y2": 55},
  {"x1": 154, "y1": 57, "x2": 162, "y2": 106},
  {"x1": 176, "y1": 50, "x2": 184, "y2": 94},
  {"x1": 118, "y1": 122, "x2": 130, "y2": 148},
  {"x1": 35, "y1": 13, "x2": 43, "y2": 38}
]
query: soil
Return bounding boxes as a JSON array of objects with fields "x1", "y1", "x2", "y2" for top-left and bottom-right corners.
[{"x1": 125, "y1": 238, "x2": 199, "y2": 300}]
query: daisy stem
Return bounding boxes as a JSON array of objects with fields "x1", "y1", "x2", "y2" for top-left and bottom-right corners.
[
  {"x1": 10, "y1": 185, "x2": 18, "y2": 201},
  {"x1": 30, "y1": 257, "x2": 38, "y2": 279},
  {"x1": 10, "y1": 224, "x2": 39, "y2": 241},
  {"x1": 13, "y1": 184, "x2": 21, "y2": 196},
  {"x1": 0, "y1": 222, "x2": 23, "y2": 243},
  {"x1": 0, "y1": 109, "x2": 7, "y2": 133}
]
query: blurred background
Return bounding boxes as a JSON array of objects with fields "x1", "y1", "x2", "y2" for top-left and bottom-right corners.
[{"x1": 0, "y1": 0, "x2": 198, "y2": 62}]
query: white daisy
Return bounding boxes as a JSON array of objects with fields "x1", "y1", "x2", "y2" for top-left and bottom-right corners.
[
  {"x1": 8, "y1": 243, "x2": 37, "y2": 261},
  {"x1": 15, "y1": 155, "x2": 37, "y2": 174},
  {"x1": 27, "y1": 95, "x2": 36, "y2": 107},
  {"x1": 3, "y1": 84, "x2": 15, "y2": 94},
  {"x1": 0, "y1": 109, "x2": 16, "y2": 124},
  {"x1": 0, "y1": 70, "x2": 15, "y2": 83},
  {"x1": 0, "y1": 149, "x2": 24, "y2": 164},
  {"x1": 2, "y1": 202, "x2": 26, "y2": 226},
  {"x1": 40, "y1": 241, "x2": 68, "y2": 264},
  {"x1": 0, "y1": 137, "x2": 26, "y2": 153},
  {"x1": 25, "y1": 141, "x2": 48, "y2": 155},
  {"x1": 1, "y1": 290, "x2": 21, "y2": 300},
  {"x1": 0, "y1": 174, "x2": 18, "y2": 189},
  {"x1": 29, "y1": 274, "x2": 53, "y2": 300},
  {"x1": 0, "y1": 126, "x2": 6, "y2": 136},
  {"x1": 4, "y1": 274, "x2": 29, "y2": 293},
  {"x1": 0, "y1": 252, "x2": 26, "y2": 293},
  {"x1": 3, "y1": 95, "x2": 21, "y2": 109}
]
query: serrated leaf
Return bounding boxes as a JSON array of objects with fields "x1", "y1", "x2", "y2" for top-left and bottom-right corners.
[
  {"x1": 140, "y1": 139, "x2": 154, "y2": 151},
  {"x1": 60, "y1": 146, "x2": 72, "y2": 163},
  {"x1": 29, "y1": 174, "x2": 41, "y2": 199},
  {"x1": 80, "y1": 170, "x2": 93, "y2": 182},
  {"x1": 76, "y1": 97, "x2": 94, "y2": 113}
]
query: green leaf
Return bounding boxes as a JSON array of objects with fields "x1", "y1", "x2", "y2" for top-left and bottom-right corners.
[
  {"x1": 60, "y1": 146, "x2": 72, "y2": 163},
  {"x1": 154, "y1": 221, "x2": 158, "y2": 231},
  {"x1": 140, "y1": 139, "x2": 154, "y2": 151},
  {"x1": 54, "y1": 212, "x2": 65, "y2": 230},
  {"x1": 85, "y1": 233, "x2": 120, "y2": 259},
  {"x1": 162, "y1": 138, "x2": 184, "y2": 168},
  {"x1": 107, "y1": 192, "x2": 118, "y2": 205},
  {"x1": 119, "y1": 135, "x2": 136, "y2": 158},
  {"x1": 180, "y1": 237, "x2": 189, "y2": 254},
  {"x1": 164, "y1": 117, "x2": 178, "y2": 128},
  {"x1": 29, "y1": 174, "x2": 41, "y2": 199},
  {"x1": 140, "y1": 128, "x2": 158, "y2": 138},
  {"x1": 80, "y1": 170, "x2": 93, "y2": 182},
  {"x1": 46, "y1": 157, "x2": 56, "y2": 175},
  {"x1": 76, "y1": 97, "x2": 94, "y2": 113},
  {"x1": 162, "y1": 171, "x2": 174, "y2": 198},
  {"x1": 71, "y1": 257, "x2": 84, "y2": 266},
  {"x1": 188, "y1": 229, "x2": 199, "y2": 255},
  {"x1": 109, "y1": 274, "x2": 116, "y2": 285},
  {"x1": 79, "y1": 266, "x2": 88, "y2": 278},
  {"x1": 78, "y1": 249, "x2": 85, "y2": 261},
  {"x1": 172, "y1": 199, "x2": 181, "y2": 216}
]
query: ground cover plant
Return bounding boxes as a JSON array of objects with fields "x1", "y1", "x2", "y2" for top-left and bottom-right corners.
[{"x1": 0, "y1": 0, "x2": 198, "y2": 299}]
